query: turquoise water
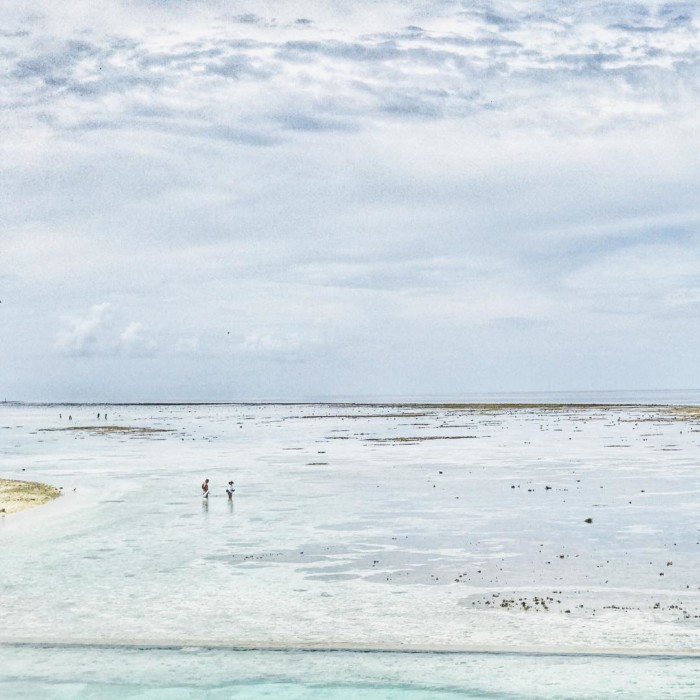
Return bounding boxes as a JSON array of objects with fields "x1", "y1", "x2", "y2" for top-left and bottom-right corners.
[{"x1": 1, "y1": 646, "x2": 698, "y2": 699}]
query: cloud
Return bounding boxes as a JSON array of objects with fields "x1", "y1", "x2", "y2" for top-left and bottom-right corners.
[
  {"x1": 54, "y1": 304, "x2": 156, "y2": 357},
  {"x1": 119, "y1": 322, "x2": 157, "y2": 356},
  {"x1": 3, "y1": 0, "x2": 699, "y2": 152},
  {"x1": 275, "y1": 111, "x2": 359, "y2": 132},
  {"x1": 238, "y1": 331, "x2": 322, "y2": 358},
  {"x1": 3, "y1": 1, "x2": 700, "y2": 399},
  {"x1": 54, "y1": 303, "x2": 114, "y2": 356}
]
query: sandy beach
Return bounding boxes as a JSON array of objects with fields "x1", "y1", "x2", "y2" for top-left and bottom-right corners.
[{"x1": 0, "y1": 479, "x2": 60, "y2": 516}]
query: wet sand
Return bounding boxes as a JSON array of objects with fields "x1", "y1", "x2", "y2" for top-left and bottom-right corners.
[{"x1": 0, "y1": 479, "x2": 61, "y2": 516}]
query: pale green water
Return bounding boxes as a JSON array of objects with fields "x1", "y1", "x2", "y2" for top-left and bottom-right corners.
[{"x1": 1, "y1": 645, "x2": 698, "y2": 699}]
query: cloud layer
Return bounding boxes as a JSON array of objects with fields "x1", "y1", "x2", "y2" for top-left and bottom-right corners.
[
  {"x1": 1, "y1": 1, "x2": 700, "y2": 399},
  {"x1": 3, "y1": 0, "x2": 699, "y2": 146}
]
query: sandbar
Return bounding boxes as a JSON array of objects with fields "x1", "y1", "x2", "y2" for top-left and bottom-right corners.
[{"x1": 0, "y1": 479, "x2": 61, "y2": 516}]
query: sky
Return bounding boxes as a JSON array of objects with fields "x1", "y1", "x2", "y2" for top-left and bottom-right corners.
[{"x1": 1, "y1": 0, "x2": 699, "y2": 401}]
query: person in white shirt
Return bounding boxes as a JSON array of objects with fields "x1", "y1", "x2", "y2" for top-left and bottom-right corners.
[{"x1": 226, "y1": 481, "x2": 235, "y2": 500}]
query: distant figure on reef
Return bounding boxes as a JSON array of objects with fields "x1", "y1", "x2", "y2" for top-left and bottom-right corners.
[
  {"x1": 97, "y1": 412, "x2": 100, "y2": 419},
  {"x1": 201, "y1": 478, "x2": 209, "y2": 498},
  {"x1": 105, "y1": 413, "x2": 107, "y2": 420},
  {"x1": 59, "y1": 413, "x2": 62, "y2": 419},
  {"x1": 226, "y1": 481, "x2": 235, "y2": 501},
  {"x1": 69, "y1": 415, "x2": 72, "y2": 421}
]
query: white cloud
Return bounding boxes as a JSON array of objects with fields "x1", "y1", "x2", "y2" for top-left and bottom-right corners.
[
  {"x1": 119, "y1": 322, "x2": 157, "y2": 356},
  {"x1": 54, "y1": 303, "x2": 115, "y2": 356},
  {"x1": 2, "y1": 0, "x2": 699, "y2": 152},
  {"x1": 54, "y1": 304, "x2": 156, "y2": 357},
  {"x1": 239, "y1": 331, "x2": 306, "y2": 356}
]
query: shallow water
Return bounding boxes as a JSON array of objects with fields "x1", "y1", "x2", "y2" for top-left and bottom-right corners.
[
  {"x1": 1, "y1": 645, "x2": 699, "y2": 699},
  {"x1": 1, "y1": 401, "x2": 699, "y2": 693}
]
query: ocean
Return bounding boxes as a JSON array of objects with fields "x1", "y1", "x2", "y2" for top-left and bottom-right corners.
[{"x1": 1, "y1": 398, "x2": 699, "y2": 696}]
